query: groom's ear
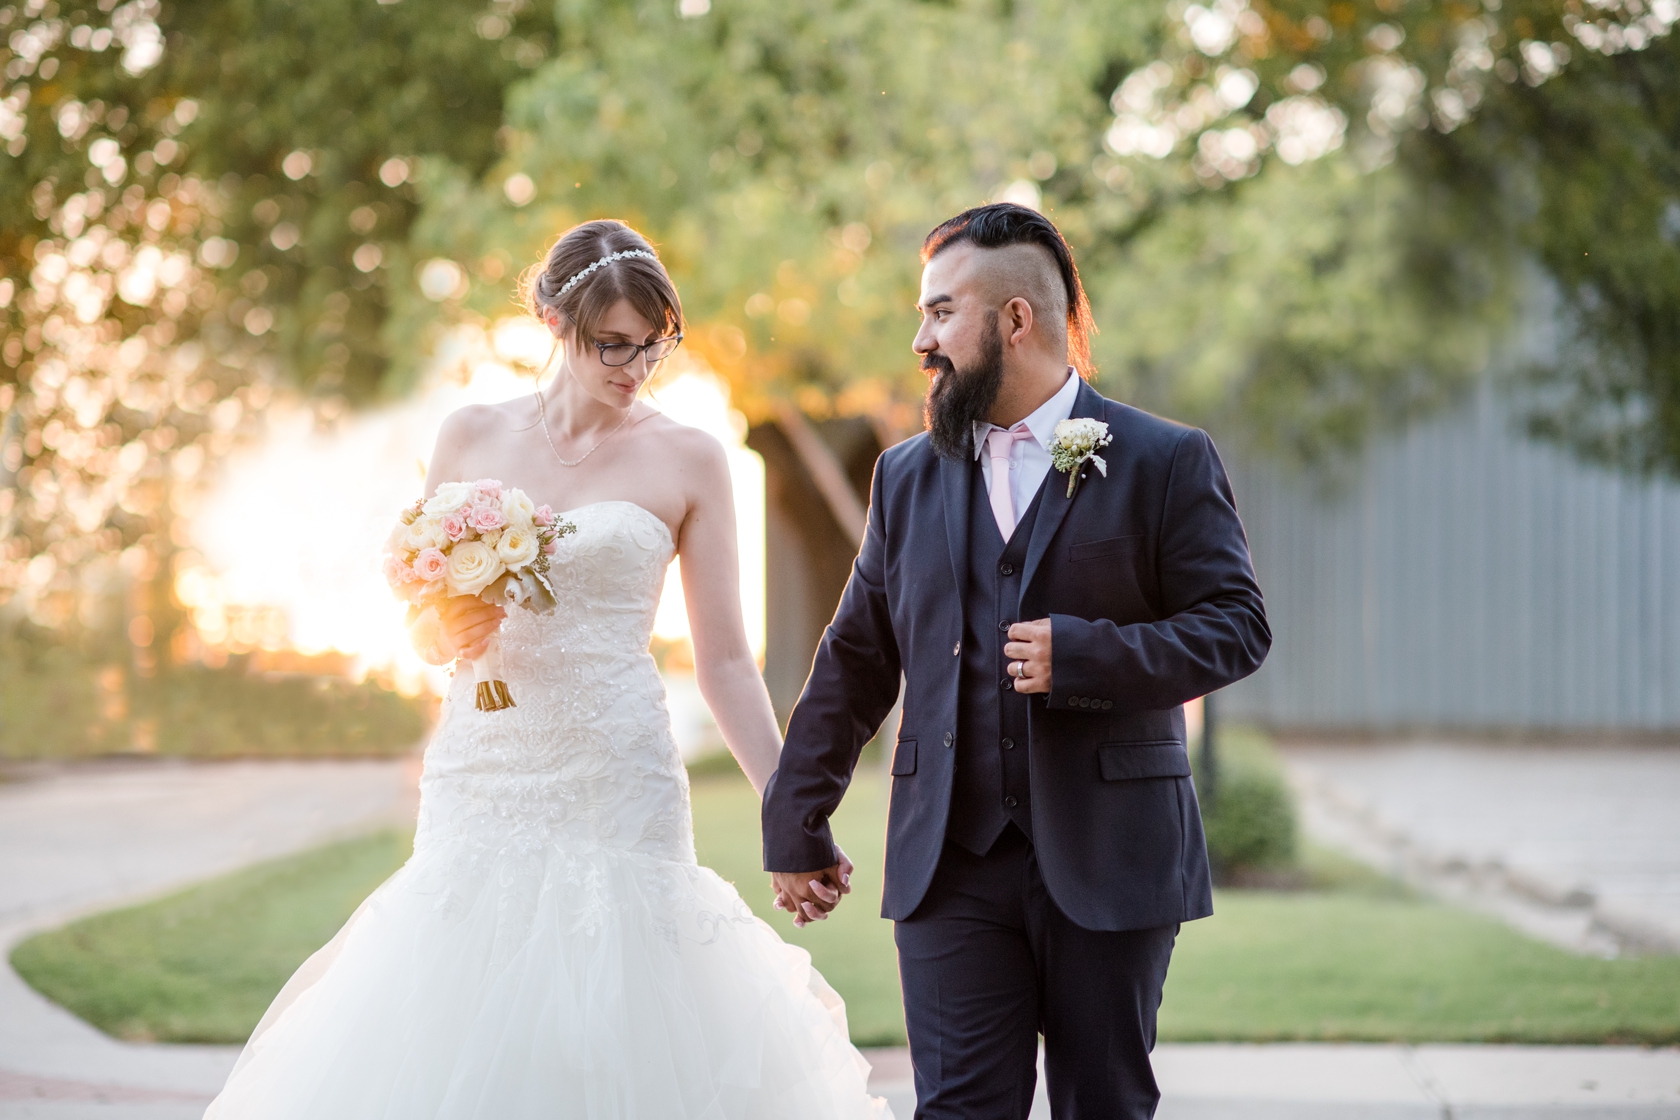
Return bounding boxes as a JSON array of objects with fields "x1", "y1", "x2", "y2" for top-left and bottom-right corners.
[{"x1": 1002, "y1": 296, "x2": 1036, "y2": 349}]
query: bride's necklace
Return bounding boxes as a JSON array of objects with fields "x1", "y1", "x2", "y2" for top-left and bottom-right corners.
[{"x1": 534, "y1": 388, "x2": 633, "y2": 468}]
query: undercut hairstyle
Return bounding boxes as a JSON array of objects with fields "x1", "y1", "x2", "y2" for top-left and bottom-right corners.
[
  {"x1": 921, "y1": 203, "x2": 1096, "y2": 377},
  {"x1": 521, "y1": 219, "x2": 683, "y2": 352}
]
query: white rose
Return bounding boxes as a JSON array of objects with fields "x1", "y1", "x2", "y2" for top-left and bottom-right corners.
[
  {"x1": 495, "y1": 525, "x2": 539, "y2": 569},
  {"x1": 445, "y1": 540, "x2": 504, "y2": 597},
  {"x1": 423, "y1": 481, "x2": 475, "y2": 516},
  {"x1": 405, "y1": 517, "x2": 448, "y2": 552},
  {"x1": 500, "y1": 488, "x2": 536, "y2": 525}
]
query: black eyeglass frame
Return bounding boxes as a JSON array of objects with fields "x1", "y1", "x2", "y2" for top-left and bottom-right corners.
[{"x1": 594, "y1": 333, "x2": 684, "y2": 367}]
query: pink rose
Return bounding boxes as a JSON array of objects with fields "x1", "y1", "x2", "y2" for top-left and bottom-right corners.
[
  {"x1": 534, "y1": 504, "x2": 554, "y2": 527},
  {"x1": 474, "y1": 478, "x2": 502, "y2": 500},
  {"x1": 382, "y1": 554, "x2": 417, "y2": 588},
  {"x1": 441, "y1": 512, "x2": 467, "y2": 540},
  {"x1": 468, "y1": 504, "x2": 507, "y2": 532},
  {"x1": 413, "y1": 547, "x2": 449, "y2": 583},
  {"x1": 543, "y1": 538, "x2": 558, "y2": 555}
]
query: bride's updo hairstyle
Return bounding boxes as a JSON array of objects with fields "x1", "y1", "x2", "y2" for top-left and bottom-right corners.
[{"x1": 522, "y1": 219, "x2": 684, "y2": 353}]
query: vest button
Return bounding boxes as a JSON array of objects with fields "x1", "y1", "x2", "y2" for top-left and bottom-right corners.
[
  {"x1": 1001, "y1": 737, "x2": 1014, "y2": 750},
  {"x1": 999, "y1": 563, "x2": 1014, "y2": 576},
  {"x1": 953, "y1": 641, "x2": 961, "y2": 656},
  {"x1": 1004, "y1": 795, "x2": 1019, "y2": 808},
  {"x1": 942, "y1": 731, "x2": 954, "y2": 747}
]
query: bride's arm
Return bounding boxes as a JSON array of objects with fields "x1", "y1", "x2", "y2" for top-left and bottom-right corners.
[
  {"x1": 408, "y1": 408, "x2": 504, "y2": 662},
  {"x1": 675, "y1": 435, "x2": 782, "y2": 797}
]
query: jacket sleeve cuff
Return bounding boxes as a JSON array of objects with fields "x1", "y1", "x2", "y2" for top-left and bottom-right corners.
[{"x1": 1047, "y1": 613, "x2": 1119, "y2": 713}]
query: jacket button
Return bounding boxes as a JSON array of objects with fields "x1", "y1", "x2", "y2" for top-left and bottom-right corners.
[
  {"x1": 999, "y1": 563, "x2": 1014, "y2": 576},
  {"x1": 998, "y1": 620, "x2": 1011, "y2": 631},
  {"x1": 1001, "y1": 737, "x2": 1014, "y2": 750},
  {"x1": 943, "y1": 731, "x2": 954, "y2": 747},
  {"x1": 1069, "y1": 696, "x2": 1080, "y2": 706},
  {"x1": 953, "y1": 641, "x2": 961, "y2": 656},
  {"x1": 1000, "y1": 677, "x2": 1012, "y2": 690},
  {"x1": 1004, "y1": 795, "x2": 1019, "y2": 808},
  {"x1": 1080, "y1": 697, "x2": 1092, "y2": 708},
  {"x1": 1101, "y1": 700, "x2": 1113, "y2": 710}
]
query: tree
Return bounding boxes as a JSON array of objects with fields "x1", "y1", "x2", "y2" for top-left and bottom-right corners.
[
  {"x1": 1083, "y1": 0, "x2": 1680, "y2": 470},
  {"x1": 0, "y1": 0, "x2": 551, "y2": 617}
]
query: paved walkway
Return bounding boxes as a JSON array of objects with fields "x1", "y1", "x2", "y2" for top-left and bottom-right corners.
[
  {"x1": 0, "y1": 759, "x2": 419, "y2": 1119},
  {"x1": 1284, "y1": 741, "x2": 1680, "y2": 955},
  {"x1": 3, "y1": 755, "x2": 1679, "y2": 1119}
]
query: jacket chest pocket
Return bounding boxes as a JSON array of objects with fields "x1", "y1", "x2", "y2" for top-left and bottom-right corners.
[
  {"x1": 1069, "y1": 534, "x2": 1143, "y2": 564},
  {"x1": 892, "y1": 738, "x2": 918, "y2": 776}
]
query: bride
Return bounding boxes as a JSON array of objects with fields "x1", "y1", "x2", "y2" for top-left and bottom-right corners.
[{"x1": 205, "y1": 220, "x2": 888, "y2": 1119}]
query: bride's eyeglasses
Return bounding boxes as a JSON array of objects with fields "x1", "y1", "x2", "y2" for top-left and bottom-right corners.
[{"x1": 595, "y1": 334, "x2": 683, "y2": 367}]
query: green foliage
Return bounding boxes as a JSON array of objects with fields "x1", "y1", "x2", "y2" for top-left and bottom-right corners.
[
  {"x1": 0, "y1": 622, "x2": 431, "y2": 760},
  {"x1": 1099, "y1": 0, "x2": 1680, "y2": 471},
  {"x1": 10, "y1": 830, "x2": 413, "y2": 1043},
  {"x1": 409, "y1": 0, "x2": 1148, "y2": 426},
  {"x1": 1193, "y1": 726, "x2": 1298, "y2": 877}
]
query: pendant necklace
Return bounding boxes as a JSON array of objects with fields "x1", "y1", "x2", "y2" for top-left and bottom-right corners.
[{"x1": 535, "y1": 388, "x2": 633, "y2": 468}]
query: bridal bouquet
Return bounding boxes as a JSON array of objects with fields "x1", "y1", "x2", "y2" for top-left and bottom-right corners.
[{"x1": 382, "y1": 479, "x2": 575, "y2": 711}]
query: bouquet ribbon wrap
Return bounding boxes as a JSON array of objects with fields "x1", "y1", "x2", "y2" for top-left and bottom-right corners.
[{"x1": 470, "y1": 632, "x2": 516, "y2": 711}]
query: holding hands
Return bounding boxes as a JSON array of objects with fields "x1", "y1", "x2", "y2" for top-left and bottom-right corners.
[{"x1": 771, "y1": 848, "x2": 854, "y2": 927}]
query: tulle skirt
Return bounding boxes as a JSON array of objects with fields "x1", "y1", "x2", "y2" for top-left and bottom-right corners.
[{"x1": 203, "y1": 837, "x2": 889, "y2": 1119}]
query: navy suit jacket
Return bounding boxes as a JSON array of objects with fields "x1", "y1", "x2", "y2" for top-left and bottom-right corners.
[{"x1": 762, "y1": 380, "x2": 1271, "y2": 930}]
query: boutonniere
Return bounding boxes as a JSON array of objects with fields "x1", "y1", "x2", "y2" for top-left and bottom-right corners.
[{"x1": 1049, "y1": 418, "x2": 1111, "y2": 498}]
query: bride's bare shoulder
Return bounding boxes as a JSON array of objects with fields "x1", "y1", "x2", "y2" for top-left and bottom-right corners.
[
  {"x1": 436, "y1": 396, "x2": 535, "y2": 444},
  {"x1": 633, "y1": 409, "x2": 727, "y2": 467}
]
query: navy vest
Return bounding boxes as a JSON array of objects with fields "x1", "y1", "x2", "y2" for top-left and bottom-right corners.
[{"x1": 946, "y1": 458, "x2": 1046, "y2": 855}]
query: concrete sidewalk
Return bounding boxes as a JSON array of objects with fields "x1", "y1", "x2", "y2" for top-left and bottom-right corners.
[
  {"x1": 1284, "y1": 741, "x2": 1680, "y2": 956},
  {"x1": 860, "y1": 1043, "x2": 1680, "y2": 1119}
]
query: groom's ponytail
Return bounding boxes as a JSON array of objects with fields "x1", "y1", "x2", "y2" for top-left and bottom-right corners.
[{"x1": 922, "y1": 204, "x2": 1096, "y2": 378}]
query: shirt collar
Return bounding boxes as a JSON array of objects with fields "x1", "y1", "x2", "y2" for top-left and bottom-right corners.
[{"x1": 972, "y1": 367, "x2": 1081, "y2": 460}]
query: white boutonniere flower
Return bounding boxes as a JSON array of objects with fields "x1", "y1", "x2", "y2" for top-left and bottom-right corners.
[{"x1": 1048, "y1": 418, "x2": 1112, "y2": 498}]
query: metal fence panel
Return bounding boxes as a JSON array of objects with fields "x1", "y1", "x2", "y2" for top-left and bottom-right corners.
[{"x1": 1221, "y1": 383, "x2": 1680, "y2": 732}]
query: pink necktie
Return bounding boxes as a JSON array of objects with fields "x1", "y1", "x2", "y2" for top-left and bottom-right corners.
[{"x1": 985, "y1": 424, "x2": 1032, "y2": 539}]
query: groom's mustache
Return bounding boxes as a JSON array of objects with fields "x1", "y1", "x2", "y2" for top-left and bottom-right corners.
[{"x1": 920, "y1": 351, "x2": 956, "y2": 376}]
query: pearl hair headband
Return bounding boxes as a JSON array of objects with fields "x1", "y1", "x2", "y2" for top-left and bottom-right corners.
[{"x1": 556, "y1": 249, "x2": 659, "y2": 298}]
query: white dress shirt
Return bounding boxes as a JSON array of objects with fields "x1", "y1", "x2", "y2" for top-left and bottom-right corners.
[{"x1": 972, "y1": 367, "x2": 1081, "y2": 520}]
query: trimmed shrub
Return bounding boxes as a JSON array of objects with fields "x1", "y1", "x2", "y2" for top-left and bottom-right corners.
[{"x1": 1192, "y1": 726, "x2": 1299, "y2": 881}]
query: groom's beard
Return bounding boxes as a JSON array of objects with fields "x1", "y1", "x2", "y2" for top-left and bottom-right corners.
[{"x1": 923, "y1": 316, "x2": 1005, "y2": 460}]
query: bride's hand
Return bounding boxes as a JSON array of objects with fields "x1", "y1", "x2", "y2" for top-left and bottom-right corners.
[{"x1": 441, "y1": 597, "x2": 506, "y2": 660}]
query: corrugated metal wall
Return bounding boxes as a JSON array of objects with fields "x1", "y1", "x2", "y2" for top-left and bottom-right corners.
[{"x1": 1221, "y1": 382, "x2": 1680, "y2": 732}]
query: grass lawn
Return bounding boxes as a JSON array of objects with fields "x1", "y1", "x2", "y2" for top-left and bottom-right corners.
[
  {"x1": 11, "y1": 831, "x2": 413, "y2": 1042},
  {"x1": 13, "y1": 767, "x2": 1680, "y2": 1046}
]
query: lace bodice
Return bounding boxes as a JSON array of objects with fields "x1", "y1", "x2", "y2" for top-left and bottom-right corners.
[{"x1": 415, "y1": 500, "x2": 695, "y2": 871}]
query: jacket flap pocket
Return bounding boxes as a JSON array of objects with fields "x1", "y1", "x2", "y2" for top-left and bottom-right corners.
[
  {"x1": 1098, "y1": 741, "x2": 1190, "y2": 781},
  {"x1": 1070, "y1": 534, "x2": 1143, "y2": 563},
  {"x1": 891, "y1": 738, "x2": 918, "y2": 776}
]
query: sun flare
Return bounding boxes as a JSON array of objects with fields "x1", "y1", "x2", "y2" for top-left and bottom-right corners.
[{"x1": 178, "y1": 323, "x2": 765, "y2": 696}]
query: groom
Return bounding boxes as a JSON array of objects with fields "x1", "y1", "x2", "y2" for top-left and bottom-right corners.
[{"x1": 762, "y1": 203, "x2": 1270, "y2": 1119}]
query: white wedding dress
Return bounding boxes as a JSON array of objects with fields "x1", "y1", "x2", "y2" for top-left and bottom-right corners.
[{"x1": 206, "y1": 501, "x2": 889, "y2": 1120}]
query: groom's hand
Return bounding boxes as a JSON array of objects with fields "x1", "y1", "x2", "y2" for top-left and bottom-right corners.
[
  {"x1": 1004, "y1": 619, "x2": 1053, "y2": 694},
  {"x1": 771, "y1": 847, "x2": 853, "y2": 927}
]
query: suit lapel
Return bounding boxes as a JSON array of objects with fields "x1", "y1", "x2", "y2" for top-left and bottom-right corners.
[
  {"x1": 1020, "y1": 380, "x2": 1106, "y2": 598},
  {"x1": 940, "y1": 447, "x2": 973, "y2": 603}
]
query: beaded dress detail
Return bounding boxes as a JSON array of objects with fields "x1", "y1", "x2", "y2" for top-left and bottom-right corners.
[{"x1": 205, "y1": 502, "x2": 889, "y2": 1120}]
